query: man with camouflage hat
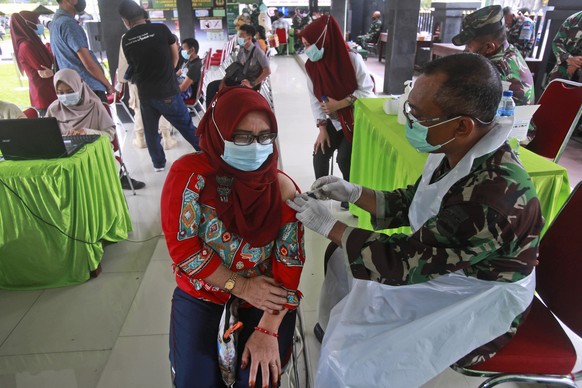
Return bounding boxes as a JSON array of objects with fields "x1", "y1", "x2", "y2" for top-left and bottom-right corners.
[
  {"x1": 454, "y1": 5, "x2": 534, "y2": 106},
  {"x1": 289, "y1": 53, "x2": 542, "y2": 372},
  {"x1": 503, "y1": 6, "x2": 536, "y2": 58},
  {"x1": 548, "y1": 10, "x2": 582, "y2": 83}
]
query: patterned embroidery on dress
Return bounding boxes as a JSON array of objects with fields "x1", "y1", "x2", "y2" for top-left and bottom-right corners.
[
  {"x1": 276, "y1": 222, "x2": 303, "y2": 267},
  {"x1": 178, "y1": 248, "x2": 213, "y2": 276},
  {"x1": 177, "y1": 174, "x2": 205, "y2": 241}
]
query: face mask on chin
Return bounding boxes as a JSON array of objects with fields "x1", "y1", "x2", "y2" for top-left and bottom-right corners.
[
  {"x1": 57, "y1": 91, "x2": 82, "y2": 107},
  {"x1": 305, "y1": 23, "x2": 328, "y2": 62},
  {"x1": 405, "y1": 117, "x2": 458, "y2": 153}
]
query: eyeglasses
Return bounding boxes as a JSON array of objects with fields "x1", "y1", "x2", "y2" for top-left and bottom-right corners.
[
  {"x1": 403, "y1": 100, "x2": 494, "y2": 128},
  {"x1": 402, "y1": 100, "x2": 456, "y2": 128},
  {"x1": 232, "y1": 133, "x2": 277, "y2": 146}
]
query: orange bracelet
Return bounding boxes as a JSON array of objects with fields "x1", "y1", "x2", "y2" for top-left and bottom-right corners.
[{"x1": 254, "y1": 326, "x2": 279, "y2": 338}]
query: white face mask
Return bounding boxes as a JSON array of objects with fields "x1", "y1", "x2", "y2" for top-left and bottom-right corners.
[{"x1": 57, "y1": 91, "x2": 81, "y2": 106}]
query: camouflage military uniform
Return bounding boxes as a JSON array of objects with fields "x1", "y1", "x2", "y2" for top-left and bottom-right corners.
[
  {"x1": 548, "y1": 11, "x2": 582, "y2": 83},
  {"x1": 489, "y1": 42, "x2": 535, "y2": 105},
  {"x1": 507, "y1": 14, "x2": 535, "y2": 58},
  {"x1": 358, "y1": 18, "x2": 382, "y2": 45},
  {"x1": 342, "y1": 142, "x2": 543, "y2": 365}
]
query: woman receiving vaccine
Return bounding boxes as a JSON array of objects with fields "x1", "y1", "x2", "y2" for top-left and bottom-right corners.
[{"x1": 161, "y1": 86, "x2": 305, "y2": 388}]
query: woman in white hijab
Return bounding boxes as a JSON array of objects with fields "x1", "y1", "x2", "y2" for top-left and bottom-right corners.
[
  {"x1": 46, "y1": 69, "x2": 116, "y2": 141},
  {"x1": 46, "y1": 68, "x2": 145, "y2": 190}
]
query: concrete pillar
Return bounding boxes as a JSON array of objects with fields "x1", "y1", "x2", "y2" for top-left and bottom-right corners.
[
  {"x1": 176, "y1": 0, "x2": 195, "y2": 40},
  {"x1": 97, "y1": 0, "x2": 126, "y2": 82},
  {"x1": 331, "y1": 0, "x2": 348, "y2": 36},
  {"x1": 382, "y1": 0, "x2": 421, "y2": 94},
  {"x1": 431, "y1": 2, "x2": 480, "y2": 44}
]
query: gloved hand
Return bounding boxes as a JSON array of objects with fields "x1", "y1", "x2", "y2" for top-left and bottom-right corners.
[
  {"x1": 309, "y1": 176, "x2": 363, "y2": 203},
  {"x1": 286, "y1": 194, "x2": 338, "y2": 238}
]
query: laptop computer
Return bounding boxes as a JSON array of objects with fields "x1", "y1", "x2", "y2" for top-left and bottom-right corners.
[{"x1": 0, "y1": 117, "x2": 100, "y2": 161}]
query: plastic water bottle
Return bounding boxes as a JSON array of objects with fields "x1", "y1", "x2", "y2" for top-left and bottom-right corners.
[{"x1": 497, "y1": 90, "x2": 515, "y2": 117}]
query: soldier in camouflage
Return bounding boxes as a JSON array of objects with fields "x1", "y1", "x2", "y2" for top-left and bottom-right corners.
[
  {"x1": 289, "y1": 53, "x2": 543, "y2": 366},
  {"x1": 357, "y1": 11, "x2": 382, "y2": 46},
  {"x1": 503, "y1": 6, "x2": 536, "y2": 58},
  {"x1": 454, "y1": 5, "x2": 534, "y2": 106},
  {"x1": 548, "y1": 10, "x2": 582, "y2": 83}
]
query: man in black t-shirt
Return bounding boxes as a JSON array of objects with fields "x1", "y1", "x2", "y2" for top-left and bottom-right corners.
[
  {"x1": 178, "y1": 38, "x2": 203, "y2": 99},
  {"x1": 119, "y1": 0, "x2": 199, "y2": 172}
]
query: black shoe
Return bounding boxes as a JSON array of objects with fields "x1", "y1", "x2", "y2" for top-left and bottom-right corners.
[
  {"x1": 120, "y1": 175, "x2": 145, "y2": 190},
  {"x1": 314, "y1": 323, "x2": 325, "y2": 344},
  {"x1": 340, "y1": 201, "x2": 349, "y2": 210}
]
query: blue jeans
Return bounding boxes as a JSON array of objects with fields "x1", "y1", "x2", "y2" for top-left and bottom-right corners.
[
  {"x1": 170, "y1": 287, "x2": 296, "y2": 388},
  {"x1": 140, "y1": 94, "x2": 200, "y2": 169}
]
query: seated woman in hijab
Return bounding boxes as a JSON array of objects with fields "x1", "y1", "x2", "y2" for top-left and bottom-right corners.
[
  {"x1": 47, "y1": 69, "x2": 116, "y2": 141},
  {"x1": 47, "y1": 68, "x2": 145, "y2": 190},
  {"x1": 161, "y1": 86, "x2": 304, "y2": 388}
]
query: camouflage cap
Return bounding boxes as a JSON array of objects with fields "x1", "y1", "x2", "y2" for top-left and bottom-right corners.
[{"x1": 452, "y1": 5, "x2": 504, "y2": 46}]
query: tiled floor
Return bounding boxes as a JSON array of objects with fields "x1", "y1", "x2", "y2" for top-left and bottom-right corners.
[{"x1": 0, "y1": 55, "x2": 580, "y2": 388}]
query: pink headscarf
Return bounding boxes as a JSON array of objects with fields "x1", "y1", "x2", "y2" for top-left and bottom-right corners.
[{"x1": 46, "y1": 69, "x2": 115, "y2": 134}]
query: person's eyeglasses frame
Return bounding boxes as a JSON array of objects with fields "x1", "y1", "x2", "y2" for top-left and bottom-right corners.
[
  {"x1": 402, "y1": 100, "x2": 493, "y2": 129},
  {"x1": 231, "y1": 133, "x2": 278, "y2": 146}
]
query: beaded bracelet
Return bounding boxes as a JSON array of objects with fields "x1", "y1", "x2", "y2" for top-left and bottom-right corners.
[{"x1": 254, "y1": 326, "x2": 279, "y2": 338}]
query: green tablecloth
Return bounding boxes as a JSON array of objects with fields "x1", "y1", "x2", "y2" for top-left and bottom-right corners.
[
  {"x1": 350, "y1": 98, "x2": 571, "y2": 236},
  {"x1": 0, "y1": 136, "x2": 132, "y2": 290}
]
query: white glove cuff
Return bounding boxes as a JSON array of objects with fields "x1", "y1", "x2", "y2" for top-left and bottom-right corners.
[
  {"x1": 349, "y1": 184, "x2": 363, "y2": 203},
  {"x1": 320, "y1": 213, "x2": 338, "y2": 238}
]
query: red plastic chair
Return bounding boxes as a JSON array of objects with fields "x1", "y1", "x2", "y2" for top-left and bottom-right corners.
[
  {"x1": 275, "y1": 28, "x2": 289, "y2": 55},
  {"x1": 102, "y1": 103, "x2": 136, "y2": 195},
  {"x1": 454, "y1": 182, "x2": 582, "y2": 387},
  {"x1": 525, "y1": 78, "x2": 582, "y2": 163},
  {"x1": 22, "y1": 107, "x2": 39, "y2": 119}
]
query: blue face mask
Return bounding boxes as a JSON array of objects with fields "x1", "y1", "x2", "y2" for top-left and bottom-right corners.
[
  {"x1": 211, "y1": 104, "x2": 274, "y2": 171},
  {"x1": 305, "y1": 24, "x2": 328, "y2": 62},
  {"x1": 35, "y1": 24, "x2": 45, "y2": 35},
  {"x1": 57, "y1": 91, "x2": 81, "y2": 107},
  {"x1": 181, "y1": 49, "x2": 190, "y2": 60},
  {"x1": 237, "y1": 36, "x2": 246, "y2": 46},
  {"x1": 405, "y1": 117, "x2": 458, "y2": 153},
  {"x1": 222, "y1": 141, "x2": 273, "y2": 171}
]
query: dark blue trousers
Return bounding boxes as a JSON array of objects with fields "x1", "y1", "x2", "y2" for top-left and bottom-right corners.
[
  {"x1": 170, "y1": 287, "x2": 296, "y2": 388},
  {"x1": 140, "y1": 94, "x2": 200, "y2": 169}
]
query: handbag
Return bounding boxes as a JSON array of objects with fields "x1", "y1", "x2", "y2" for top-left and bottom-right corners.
[
  {"x1": 217, "y1": 296, "x2": 243, "y2": 387},
  {"x1": 224, "y1": 46, "x2": 256, "y2": 87}
]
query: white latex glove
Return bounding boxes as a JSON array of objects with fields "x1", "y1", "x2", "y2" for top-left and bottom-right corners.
[
  {"x1": 286, "y1": 194, "x2": 338, "y2": 238},
  {"x1": 309, "y1": 176, "x2": 363, "y2": 203}
]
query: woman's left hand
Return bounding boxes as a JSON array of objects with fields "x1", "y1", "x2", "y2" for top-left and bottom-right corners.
[
  {"x1": 241, "y1": 331, "x2": 280, "y2": 388},
  {"x1": 37, "y1": 65, "x2": 54, "y2": 79},
  {"x1": 320, "y1": 96, "x2": 342, "y2": 114}
]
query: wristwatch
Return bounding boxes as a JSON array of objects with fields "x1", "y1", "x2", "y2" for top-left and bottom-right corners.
[
  {"x1": 224, "y1": 272, "x2": 238, "y2": 293},
  {"x1": 346, "y1": 94, "x2": 357, "y2": 105}
]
